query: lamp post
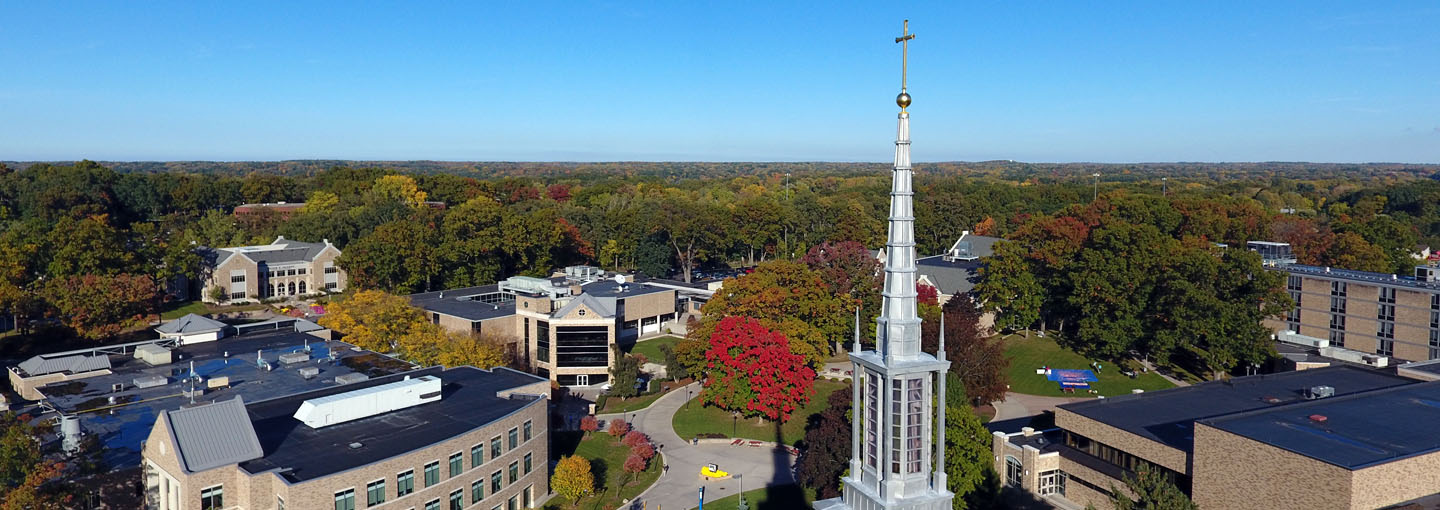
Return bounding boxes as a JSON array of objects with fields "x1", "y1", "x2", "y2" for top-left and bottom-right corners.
[
  {"x1": 736, "y1": 474, "x2": 747, "y2": 510},
  {"x1": 686, "y1": 386, "x2": 691, "y2": 410},
  {"x1": 1162, "y1": 177, "x2": 1168, "y2": 196},
  {"x1": 732, "y1": 413, "x2": 738, "y2": 438},
  {"x1": 1092, "y1": 173, "x2": 1101, "y2": 201}
]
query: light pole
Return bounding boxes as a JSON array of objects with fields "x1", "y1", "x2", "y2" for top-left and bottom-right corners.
[
  {"x1": 1092, "y1": 173, "x2": 1100, "y2": 201},
  {"x1": 732, "y1": 413, "x2": 738, "y2": 438},
  {"x1": 1162, "y1": 177, "x2": 1168, "y2": 196},
  {"x1": 736, "y1": 474, "x2": 747, "y2": 510}
]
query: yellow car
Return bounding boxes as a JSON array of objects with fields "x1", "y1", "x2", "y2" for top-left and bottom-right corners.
[{"x1": 700, "y1": 464, "x2": 731, "y2": 480}]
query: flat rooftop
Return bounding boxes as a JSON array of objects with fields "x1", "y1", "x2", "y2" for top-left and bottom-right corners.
[
  {"x1": 1059, "y1": 366, "x2": 1413, "y2": 452},
  {"x1": 580, "y1": 279, "x2": 672, "y2": 299},
  {"x1": 239, "y1": 366, "x2": 545, "y2": 483},
  {"x1": 1275, "y1": 264, "x2": 1440, "y2": 292},
  {"x1": 409, "y1": 284, "x2": 518, "y2": 322},
  {"x1": 31, "y1": 327, "x2": 414, "y2": 468},
  {"x1": 1202, "y1": 380, "x2": 1440, "y2": 469}
]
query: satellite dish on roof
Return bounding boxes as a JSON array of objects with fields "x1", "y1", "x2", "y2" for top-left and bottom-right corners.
[{"x1": 614, "y1": 275, "x2": 626, "y2": 285}]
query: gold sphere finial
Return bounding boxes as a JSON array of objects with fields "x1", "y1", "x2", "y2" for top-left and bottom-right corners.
[{"x1": 897, "y1": 90, "x2": 911, "y2": 109}]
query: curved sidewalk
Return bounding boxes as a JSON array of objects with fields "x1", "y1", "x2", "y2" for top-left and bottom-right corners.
[{"x1": 600, "y1": 382, "x2": 796, "y2": 510}]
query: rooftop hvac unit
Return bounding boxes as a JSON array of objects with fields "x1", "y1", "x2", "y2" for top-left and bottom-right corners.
[
  {"x1": 293, "y1": 375, "x2": 442, "y2": 428},
  {"x1": 1305, "y1": 385, "x2": 1335, "y2": 400}
]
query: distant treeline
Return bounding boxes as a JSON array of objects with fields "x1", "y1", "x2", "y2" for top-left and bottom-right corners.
[{"x1": 4, "y1": 160, "x2": 1438, "y2": 181}]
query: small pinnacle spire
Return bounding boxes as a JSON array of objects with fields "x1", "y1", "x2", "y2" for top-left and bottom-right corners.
[
  {"x1": 853, "y1": 306, "x2": 862, "y2": 353},
  {"x1": 937, "y1": 312, "x2": 946, "y2": 360}
]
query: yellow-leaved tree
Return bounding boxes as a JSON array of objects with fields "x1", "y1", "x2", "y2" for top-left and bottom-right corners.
[
  {"x1": 370, "y1": 175, "x2": 428, "y2": 209},
  {"x1": 317, "y1": 290, "x2": 425, "y2": 353},
  {"x1": 397, "y1": 324, "x2": 509, "y2": 369},
  {"x1": 551, "y1": 455, "x2": 594, "y2": 506}
]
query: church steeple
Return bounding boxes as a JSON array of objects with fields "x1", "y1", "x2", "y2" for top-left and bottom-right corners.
[{"x1": 818, "y1": 21, "x2": 953, "y2": 510}]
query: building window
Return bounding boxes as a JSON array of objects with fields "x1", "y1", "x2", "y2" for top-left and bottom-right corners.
[
  {"x1": 1431, "y1": 311, "x2": 1439, "y2": 329},
  {"x1": 325, "y1": 266, "x2": 338, "y2": 274},
  {"x1": 508, "y1": 495, "x2": 518, "y2": 510},
  {"x1": 1379, "y1": 338, "x2": 1395, "y2": 357},
  {"x1": 491, "y1": 436, "x2": 502, "y2": 458},
  {"x1": 367, "y1": 480, "x2": 386, "y2": 506},
  {"x1": 1005, "y1": 457, "x2": 1022, "y2": 487},
  {"x1": 524, "y1": 486, "x2": 532, "y2": 508},
  {"x1": 327, "y1": 282, "x2": 338, "y2": 289},
  {"x1": 554, "y1": 325, "x2": 610, "y2": 367},
  {"x1": 231, "y1": 274, "x2": 246, "y2": 283},
  {"x1": 1331, "y1": 281, "x2": 1347, "y2": 296},
  {"x1": 473, "y1": 321, "x2": 483, "y2": 335},
  {"x1": 1433, "y1": 294, "x2": 1439, "y2": 310},
  {"x1": 268, "y1": 284, "x2": 276, "y2": 297},
  {"x1": 201, "y1": 486, "x2": 224, "y2": 510},
  {"x1": 334, "y1": 489, "x2": 356, "y2": 510},
  {"x1": 472, "y1": 480, "x2": 484, "y2": 503},
  {"x1": 491, "y1": 471, "x2": 503, "y2": 493},
  {"x1": 509, "y1": 461, "x2": 519, "y2": 484},
  {"x1": 299, "y1": 268, "x2": 307, "y2": 275},
  {"x1": 425, "y1": 461, "x2": 440, "y2": 487},
  {"x1": 1381, "y1": 287, "x2": 1397, "y2": 304},
  {"x1": 1379, "y1": 321, "x2": 1395, "y2": 340},
  {"x1": 1379, "y1": 304, "x2": 1395, "y2": 322},
  {"x1": 1287, "y1": 275, "x2": 1302, "y2": 291},
  {"x1": 1329, "y1": 329, "x2": 1346, "y2": 348},
  {"x1": 864, "y1": 371, "x2": 878, "y2": 469},
  {"x1": 424, "y1": 500, "x2": 439, "y2": 510},
  {"x1": 508, "y1": 427, "x2": 519, "y2": 450},
  {"x1": 472, "y1": 444, "x2": 483, "y2": 468},
  {"x1": 231, "y1": 291, "x2": 245, "y2": 300},
  {"x1": 905, "y1": 378, "x2": 924, "y2": 473},
  {"x1": 536, "y1": 320, "x2": 550, "y2": 363},
  {"x1": 397, "y1": 470, "x2": 415, "y2": 496},
  {"x1": 890, "y1": 378, "x2": 902, "y2": 474},
  {"x1": 524, "y1": 452, "x2": 533, "y2": 474},
  {"x1": 288, "y1": 269, "x2": 297, "y2": 276},
  {"x1": 450, "y1": 452, "x2": 464, "y2": 477},
  {"x1": 1330, "y1": 297, "x2": 1346, "y2": 314},
  {"x1": 1330, "y1": 314, "x2": 1346, "y2": 331},
  {"x1": 450, "y1": 489, "x2": 464, "y2": 510},
  {"x1": 1038, "y1": 470, "x2": 1067, "y2": 496},
  {"x1": 299, "y1": 281, "x2": 306, "y2": 294},
  {"x1": 524, "y1": 420, "x2": 533, "y2": 442}
]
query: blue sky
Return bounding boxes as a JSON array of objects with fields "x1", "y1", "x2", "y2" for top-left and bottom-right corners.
[{"x1": 2, "y1": 2, "x2": 1437, "y2": 163}]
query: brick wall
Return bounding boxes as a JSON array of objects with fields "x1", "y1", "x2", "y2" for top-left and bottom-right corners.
[{"x1": 1191, "y1": 422, "x2": 1352, "y2": 510}]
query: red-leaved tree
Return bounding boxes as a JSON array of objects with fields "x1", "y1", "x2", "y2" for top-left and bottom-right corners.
[
  {"x1": 607, "y1": 419, "x2": 630, "y2": 438},
  {"x1": 630, "y1": 441, "x2": 655, "y2": 461},
  {"x1": 580, "y1": 415, "x2": 599, "y2": 436},
  {"x1": 623, "y1": 453, "x2": 648, "y2": 483},
  {"x1": 701, "y1": 316, "x2": 816, "y2": 423},
  {"x1": 917, "y1": 283, "x2": 939, "y2": 306},
  {"x1": 621, "y1": 430, "x2": 648, "y2": 448}
]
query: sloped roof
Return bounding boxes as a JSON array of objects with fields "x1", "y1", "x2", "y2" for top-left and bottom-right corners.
[
  {"x1": 212, "y1": 237, "x2": 333, "y2": 267},
  {"x1": 17, "y1": 353, "x2": 111, "y2": 376},
  {"x1": 155, "y1": 313, "x2": 227, "y2": 335},
  {"x1": 946, "y1": 233, "x2": 1002, "y2": 259},
  {"x1": 165, "y1": 396, "x2": 264, "y2": 472},
  {"x1": 553, "y1": 293, "x2": 614, "y2": 318},
  {"x1": 915, "y1": 255, "x2": 984, "y2": 296}
]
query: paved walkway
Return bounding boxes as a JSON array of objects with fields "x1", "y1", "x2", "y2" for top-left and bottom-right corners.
[{"x1": 598, "y1": 382, "x2": 795, "y2": 510}]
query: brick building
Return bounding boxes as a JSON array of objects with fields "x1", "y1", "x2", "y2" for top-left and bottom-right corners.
[
  {"x1": 1264, "y1": 263, "x2": 1440, "y2": 363},
  {"x1": 142, "y1": 366, "x2": 548, "y2": 510},
  {"x1": 992, "y1": 366, "x2": 1436, "y2": 509},
  {"x1": 409, "y1": 267, "x2": 697, "y2": 386},
  {"x1": 200, "y1": 236, "x2": 347, "y2": 303}
]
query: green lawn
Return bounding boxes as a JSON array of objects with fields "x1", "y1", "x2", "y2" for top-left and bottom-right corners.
[
  {"x1": 1003, "y1": 334, "x2": 1176, "y2": 397},
  {"x1": 545, "y1": 432, "x2": 662, "y2": 510},
  {"x1": 689, "y1": 484, "x2": 815, "y2": 510},
  {"x1": 627, "y1": 335, "x2": 684, "y2": 364},
  {"x1": 597, "y1": 380, "x2": 667, "y2": 414},
  {"x1": 160, "y1": 301, "x2": 211, "y2": 320},
  {"x1": 671, "y1": 379, "x2": 848, "y2": 446}
]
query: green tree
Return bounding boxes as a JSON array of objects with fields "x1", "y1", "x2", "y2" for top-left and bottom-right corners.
[
  {"x1": 974, "y1": 240, "x2": 1044, "y2": 335},
  {"x1": 609, "y1": 350, "x2": 642, "y2": 399},
  {"x1": 1151, "y1": 248, "x2": 1289, "y2": 379},
  {"x1": 340, "y1": 216, "x2": 443, "y2": 294},
  {"x1": 46, "y1": 214, "x2": 136, "y2": 277},
  {"x1": 439, "y1": 197, "x2": 506, "y2": 288},
  {"x1": 1067, "y1": 223, "x2": 1175, "y2": 359},
  {"x1": 945, "y1": 402, "x2": 1001, "y2": 510},
  {"x1": 1109, "y1": 470, "x2": 1199, "y2": 510},
  {"x1": 659, "y1": 343, "x2": 689, "y2": 380}
]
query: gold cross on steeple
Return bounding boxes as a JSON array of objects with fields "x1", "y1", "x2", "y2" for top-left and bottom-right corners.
[{"x1": 895, "y1": 20, "x2": 915, "y2": 111}]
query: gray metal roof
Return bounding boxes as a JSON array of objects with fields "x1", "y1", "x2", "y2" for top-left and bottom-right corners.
[
  {"x1": 165, "y1": 396, "x2": 264, "y2": 472},
  {"x1": 154, "y1": 313, "x2": 227, "y2": 334},
  {"x1": 555, "y1": 293, "x2": 614, "y2": 318},
  {"x1": 17, "y1": 353, "x2": 111, "y2": 376},
  {"x1": 915, "y1": 255, "x2": 984, "y2": 296},
  {"x1": 214, "y1": 237, "x2": 333, "y2": 266}
]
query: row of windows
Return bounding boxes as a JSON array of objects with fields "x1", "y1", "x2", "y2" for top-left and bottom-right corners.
[
  {"x1": 265, "y1": 281, "x2": 307, "y2": 297},
  {"x1": 267, "y1": 267, "x2": 308, "y2": 277},
  {"x1": 350, "y1": 453, "x2": 534, "y2": 509},
  {"x1": 230, "y1": 274, "x2": 246, "y2": 283},
  {"x1": 1064, "y1": 431, "x2": 1192, "y2": 493}
]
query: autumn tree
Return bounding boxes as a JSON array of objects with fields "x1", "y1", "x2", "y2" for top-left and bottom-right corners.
[
  {"x1": 46, "y1": 214, "x2": 136, "y2": 277},
  {"x1": 917, "y1": 283, "x2": 940, "y2": 307},
  {"x1": 607, "y1": 419, "x2": 630, "y2": 438},
  {"x1": 653, "y1": 195, "x2": 724, "y2": 282},
  {"x1": 42, "y1": 274, "x2": 157, "y2": 340},
  {"x1": 369, "y1": 175, "x2": 429, "y2": 208},
  {"x1": 551, "y1": 455, "x2": 594, "y2": 505},
  {"x1": 689, "y1": 260, "x2": 848, "y2": 367},
  {"x1": 400, "y1": 324, "x2": 508, "y2": 369},
  {"x1": 802, "y1": 240, "x2": 883, "y2": 347},
  {"x1": 317, "y1": 290, "x2": 426, "y2": 353},
  {"x1": 622, "y1": 453, "x2": 648, "y2": 484},
  {"x1": 922, "y1": 293, "x2": 1010, "y2": 405},
  {"x1": 580, "y1": 416, "x2": 599, "y2": 436},
  {"x1": 795, "y1": 387, "x2": 851, "y2": 499},
  {"x1": 701, "y1": 317, "x2": 816, "y2": 423}
]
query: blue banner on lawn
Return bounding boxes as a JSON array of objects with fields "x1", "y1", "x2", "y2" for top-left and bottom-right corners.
[{"x1": 1046, "y1": 369, "x2": 1098, "y2": 383}]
